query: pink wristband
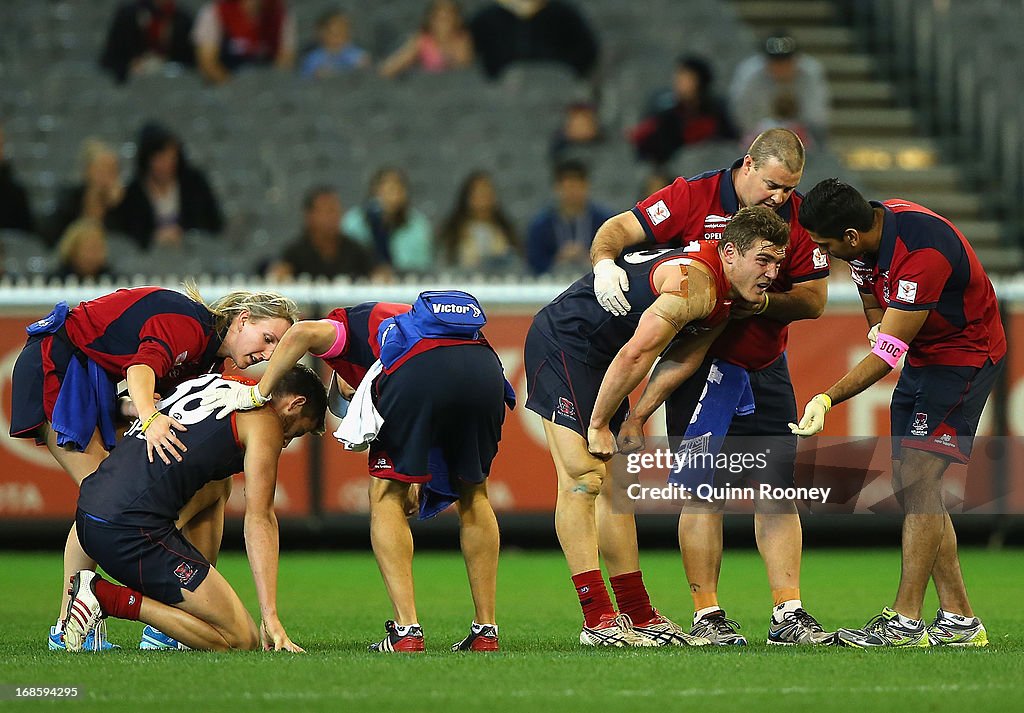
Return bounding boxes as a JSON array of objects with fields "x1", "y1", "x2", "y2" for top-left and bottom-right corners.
[
  {"x1": 311, "y1": 320, "x2": 347, "y2": 359},
  {"x1": 871, "y1": 332, "x2": 908, "y2": 367}
]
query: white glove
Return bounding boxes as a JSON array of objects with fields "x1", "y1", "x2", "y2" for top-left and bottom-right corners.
[
  {"x1": 594, "y1": 258, "x2": 631, "y2": 316},
  {"x1": 200, "y1": 381, "x2": 270, "y2": 420},
  {"x1": 867, "y1": 323, "x2": 881, "y2": 347},
  {"x1": 789, "y1": 393, "x2": 832, "y2": 437}
]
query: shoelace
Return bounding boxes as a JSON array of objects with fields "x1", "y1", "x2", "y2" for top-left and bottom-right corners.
[
  {"x1": 787, "y1": 609, "x2": 824, "y2": 632},
  {"x1": 90, "y1": 620, "x2": 108, "y2": 651},
  {"x1": 704, "y1": 613, "x2": 742, "y2": 635},
  {"x1": 613, "y1": 613, "x2": 635, "y2": 631}
]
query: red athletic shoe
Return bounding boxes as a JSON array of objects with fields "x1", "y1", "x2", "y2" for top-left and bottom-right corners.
[
  {"x1": 369, "y1": 620, "x2": 425, "y2": 653},
  {"x1": 451, "y1": 623, "x2": 499, "y2": 652}
]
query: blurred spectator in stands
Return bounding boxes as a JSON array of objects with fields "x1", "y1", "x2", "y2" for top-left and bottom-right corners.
[
  {"x1": 266, "y1": 186, "x2": 379, "y2": 281},
  {"x1": 729, "y1": 32, "x2": 829, "y2": 145},
  {"x1": 118, "y1": 122, "x2": 224, "y2": 249},
  {"x1": 46, "y1": 139, "x2": 124, "y2": 247},
  {"x1": 628, "y1": 55, "x2": 736, "y2": 166},
  {"x1": 100, "y1": 1, "x2": 196, "y2": 84},
  {"x1": 527, "y1": 159, "x2": 611, "y2": 275},
  {"x1": 470, "y1": 0, "x2": 598, "y2": 80},
  {"x1": 0, "y1": 121, "x2": 36, "y2": 235},
  {"x1": 549, "y1": 101, "x2": 604, "y2": 164},
  {"x1": 380, "y1": 0, "x2": 474, "y2": 79},
  {"x1": 342, "y1": 167, "x2": 433, "y2": 275},
  {"x1": 52, "y1": 218, "x2": 113, "y2": 282},
  {"x1": 742, "y1": 90, "x2": 815, "y2": 150},
  {"x1": 638, "y1": 169, "x2": 673, "y2": 202},
  {"x1": 192, "y1": 0, "x2": 296, "y2": 84},
  {"x1": 300, "y1": 9, "x2": 369, "y2": 79},
  {"x1": 438, "y1": 170, "x2": 520, "y2": 273}
]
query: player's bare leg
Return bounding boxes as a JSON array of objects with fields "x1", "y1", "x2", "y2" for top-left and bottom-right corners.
[
  {"x1": 455, "y1": 481, "x2": 499, "y2": 625},
  {"x1": 544, "y1": 420, "x2": 603, "y2": 575},
  {"x1": 678, "y1": 501, "x2": 724, "y2": 609},
  {"x1": 753, "y1": 499, "x2": 801, "y2": 597},
  {"x1": 892, "y1": 450, "x2": 949, "y2": 620},
  {"x1": 369, "y1": 477, "x2": 419, "y2": 625},
  {"x1": 596, "y1": 466, "x2": 640, "y2": 578},
  {"x1": 46, "y1": 425, "x2": 108, "y2": 624},
  {"x1": 179, "y1": 478, "x2": 233, "y2": 564},
  {"x1": 929, "y1": 511, "x2": 974, "y2": 617}
]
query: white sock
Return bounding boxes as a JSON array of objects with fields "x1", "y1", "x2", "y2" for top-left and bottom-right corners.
[
  {"x1": 939, "y1": 609, "x2": 976, "y2": 623},
  {"x1": 472, "y1": 621, "x2": 498, "y2": 634},
  {"x1": 54, "y1": 616, "x2": 64, "y2": 631},
  {"x1": 773, "y1": 599, "x2": 803, "y2": 623},
  {"x1": 694, "y1": 605, "x2": 722, "y2": 623},
  {"x1": 895, "y1": 612, "x2": 922, "y2": 628},
  {"x1": 394, "y1": 623, "x2": 420, "y2": 636}
]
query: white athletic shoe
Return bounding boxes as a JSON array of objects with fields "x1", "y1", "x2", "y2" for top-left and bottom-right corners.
[
  {"x1": 64, "y1": 571, "x2": 106, "y2": 653},
  {"x1": 579, "y1": 613, "x2": 658, "y2": 647}
]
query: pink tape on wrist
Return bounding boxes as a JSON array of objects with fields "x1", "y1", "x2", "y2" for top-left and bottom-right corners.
[
  {"x1": 311, "y1": 320, "x2": 347, "y2": 359},
  {"x1": 871, "y1": 332, "x2": 908, "y2": 367}
]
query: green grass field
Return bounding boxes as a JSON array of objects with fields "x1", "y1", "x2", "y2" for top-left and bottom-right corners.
[{"x1": 2, "y1": 548, "x2": 1022, "y2": 712}]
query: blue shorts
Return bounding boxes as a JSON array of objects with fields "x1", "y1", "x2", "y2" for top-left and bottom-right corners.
[
  {"x1": 75, "y1": 510, "x2": 210, "y2": 605},
  {"x1": 524, "y1": 323, "x2": 629, "y2": 439},
  {"x1": 664, "y1": 354, "x2": 797, "y2": 488},
  {"x1": 891, "y1": 359, "x2": 1003, "y2": 464}
]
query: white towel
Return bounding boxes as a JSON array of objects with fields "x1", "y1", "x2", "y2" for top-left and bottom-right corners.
[{"x1": 333, "y1": 360, "x2": 385, "y2": 451}]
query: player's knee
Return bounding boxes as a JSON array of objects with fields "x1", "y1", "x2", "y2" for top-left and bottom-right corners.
[
  {"x1": 225, "y1": 620, "x2": 259, "y2": 651},
  {"x1": 565, "y1": 470, "x2": 603, "y2": 498}
]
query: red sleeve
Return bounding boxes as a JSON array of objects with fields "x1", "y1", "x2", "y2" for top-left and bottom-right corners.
[
  {"x1": 785, "y1": 221, "x2": 830, "y2": 283},
  {"x1": 632, "y1": 177, "x2": 694, "y2": 244},
  {"x1": 888, "y1": 246, "x2": 951, "y2": 311},
  {"x1": 126, "y1": 314, "x2": 208, "y2": 378}
]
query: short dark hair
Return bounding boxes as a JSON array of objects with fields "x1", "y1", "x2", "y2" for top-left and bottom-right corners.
[
  {"x1": 317, "y1": 8, "x2": 347, "y2": 31},
  {"x1": 721, "y1": 206, "x2": 790, "y2": 253},
  {"x1": 303, "y1": 185, "x2": 337, "y2": 212},
  {"x1": 553, "y1": 159, "x2": 588, "y2": 182},
  {"x1": 798, "y1": 178, "x2": 875, "y2": 239},
  {"x1": 276, "y1": 364, "x2": 328, "y2": 435}
]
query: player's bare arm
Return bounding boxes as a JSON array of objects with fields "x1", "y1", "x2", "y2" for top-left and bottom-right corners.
[
  {"x1": 588, "y1": 264, "x2": 716, "y2": 457},
  {"x1": 235, "y1": 409, "x2": 304, "y2": 653},
  {"x1": 749, "y1": 277, "x2": 827, "y2": 322},
  {"x1": 591, "y1": 212, "x2": 651, "y2": 316},
  {"x1": 616, "y1": 323, "x2": 726, "y2": 455},
  {"x1": 791, "y1": 307, "x2": 930, "y2": 437},
  {"x1": 255, "y1": 320, "x2": 338, "y2": 399},
  {"x1": 589, "y1": 211, "x2": 648, "y2": 264},
  {"x1": 860, "y1": 291, "x2": 885, "y2": 345},
  {"x1": 126, "y1": 364, "x2": 186, "y2": 465}
]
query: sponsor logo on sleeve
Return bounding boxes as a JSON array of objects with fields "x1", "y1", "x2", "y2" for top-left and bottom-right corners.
[
  {"x1": 896, "y1": 280, "x2": 918, "y2": 303},
  {"x1": 812, "y1": 247, "x2": 829, "y2": 270},
  {"x1": 646, "y1": 200, "x2": 671, "y2": 226}
]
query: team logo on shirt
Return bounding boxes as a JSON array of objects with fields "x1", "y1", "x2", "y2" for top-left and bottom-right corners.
[
  {"x1": 812, "y1": 247, "x2": 828, "y2": 270},
  {"x1": 174, "y1": 351, "x2": 189, "y2": 365},
  {"x1": 703, "y1": 214, "x2": 730, "y2": 239},
  {"x1": 896, "y1": 280, "x2": 918, "y2": 303},
  {"x1": 911, "y1": 412, "x2": 929, "y2": 436},
  {"x1": 174, "y1": 561, "x2": 197, "y2": 585},
  {"x1": 646, "y1": 200, "x2": 671, "y2": 225}
]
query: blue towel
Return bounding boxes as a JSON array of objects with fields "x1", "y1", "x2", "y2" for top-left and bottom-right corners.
[
  {"x1": 668, "y1": 359, "x2": 754, "y2": 488},
  {"x1": 50, "y1": 353, "x2": 118, "y2": 452},
  {"x1": 418, "y1": 447, "x2": 459, "y2": 520}
]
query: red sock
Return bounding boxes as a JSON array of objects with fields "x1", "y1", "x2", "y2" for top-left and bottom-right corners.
[
  {"x1": 609, "y1": 571, "x2": 656, "y2": 626},
  {"x1": 571, "y1": 570, "x2": 614, "y2": 628},
  {"x1": 93, "y1": 578, "x2": 143, "y2": 621}
]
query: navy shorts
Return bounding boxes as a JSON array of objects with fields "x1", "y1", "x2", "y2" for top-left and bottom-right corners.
[
  {"x1": 369, "y1": 344, "x2": 506, "y2": 484},
  {"x1": 9, "y1": 329, "x2": 79, "y2": 443},
  {"x1": 75, "y1": 510, "x2": 210, "y2": 605},
  {"x1": 665, "y1": 354, "x2": 797, "y2": 488},
  {"x1": 891, "y1": 358, "x2": 1003, "y2": 463},
  {"x1": 524, "y1": 323, "x2": 629, "y2": 439}
]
